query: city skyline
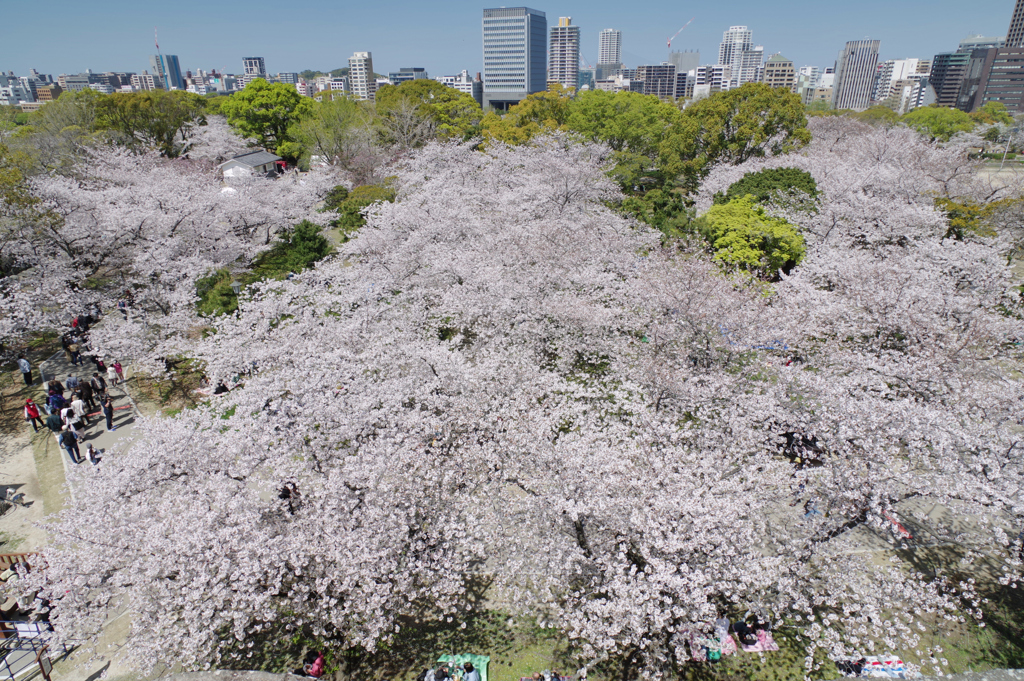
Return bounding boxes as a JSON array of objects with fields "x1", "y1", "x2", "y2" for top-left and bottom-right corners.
[{"x1": 2, "y1": 0, "x2": 1014, "y2": 79}]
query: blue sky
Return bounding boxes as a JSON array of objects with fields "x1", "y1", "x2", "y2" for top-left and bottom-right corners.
[{"x1": 2, "y1": 0, "x2": 1014, "y2": 78}]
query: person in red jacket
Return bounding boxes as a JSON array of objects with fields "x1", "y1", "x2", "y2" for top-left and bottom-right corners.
[{"x1": 24, "y1": 399, "x2": 44, "y2": 433}]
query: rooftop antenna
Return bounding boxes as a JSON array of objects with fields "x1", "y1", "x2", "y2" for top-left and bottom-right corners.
[{"x1": 667, "y1": 18, "x2": 695, "y2": 50}]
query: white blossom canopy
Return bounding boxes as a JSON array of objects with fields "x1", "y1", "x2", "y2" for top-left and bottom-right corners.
[{"x1": 18, "y1": 126, "x2": 1024, "y2": 677}]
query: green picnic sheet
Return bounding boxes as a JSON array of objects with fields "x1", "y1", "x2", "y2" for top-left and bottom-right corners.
[{"x1": 437, "y1": 653, "x2": 490, "y2": 681}]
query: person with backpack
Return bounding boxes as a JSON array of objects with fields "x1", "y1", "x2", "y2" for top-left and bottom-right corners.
[
  {"x1": 24, "y1": 399, "x2": 44, "y2": 433},
  {"x1": 59, "y1": 428, "x2": 81, "y2": 464},
  {"x1": 91, "y1": 372, "x2": 107, "y2": 398},
  {"x1": 48, "y1": 390, "x2": 67, "y2": 414}
]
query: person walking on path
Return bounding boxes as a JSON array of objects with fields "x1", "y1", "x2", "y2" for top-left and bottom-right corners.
[
  {"x1": 45, "y1": 410, "x2": 63, "y2": 436},
  {"x1": 47, "y1": 378, "x2": 65, "y2": 396},
  {"x1": 71, "y1": 394, "x2": 90, "y2": 427},
  {"x1": 66, "y1": 374, "x2": 80, "y2": 391},
  {"x1": 80, "y1": 380, "x2": 96, "y2": 410},
  {"x1": 68, "y1": 341, "x2": 82, "y2": 366},
  {"x1": 91, "y1": 372, "x2": 107, "y2": 398},
  {"x1": 59, "y1": 428, "x2": 81, "y2": 464},
  {"x1": 107, "y1": 364, "x2": 119, "y2": 387},
  {"x1": 17, "y1": 354, "x2": 32, "y2": 386},
  {"x1": 113, "y1": 360, "x2": 124, "y2": 384},
  {"x1": 102, "y1": 397, "x2": 116, "y2": 431},
  {"x1": 24, "y1": 399, "x2": 44, "y2": 433}
]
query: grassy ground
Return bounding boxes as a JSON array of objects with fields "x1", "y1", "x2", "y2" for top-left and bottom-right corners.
[{"x1": 33, "y1": 429, "x2": 69, "y2": 514}]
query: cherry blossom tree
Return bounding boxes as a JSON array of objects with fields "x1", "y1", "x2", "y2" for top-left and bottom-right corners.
[
  {"x1": 0, "y1": 139, "x2": 341, "y2": 370},
  {"x1": 16, "y1": 129, "x2": 1024, "y2": 678}
]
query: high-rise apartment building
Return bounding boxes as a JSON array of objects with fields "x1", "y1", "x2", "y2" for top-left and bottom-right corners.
[
  {"x1": 718, "y1": 26, "x2": 763, "y2": 88},
  {"x1": 930, "y1": 51, "x2": 971, "y2": 108},
  {"x1": 599, "y1": 29, "x2": 622, "y2": 65},
  {"x1": 243, "y1": 57, "x2": 266, "y2": 78},
  {"x1": 277, "y1": 72, "x2": 299, "y2": 85},
  {"x1": 1008, "y1": 0, "x2": 1024, "y2": 47},
  {"x1": 873, "y1": 58, "x2": 924, "y2": 101},
  {"x1": 482, "y1": 7, "x2": 547, "y2": 110},
  {"x1": 762, "y1": 54, "x2": 796, "y2": 92},
  {"x1": 549, "y1": 17, "x2": 580, "y2": 90},
  {"x1": 150, "y1": 54, "x2": 183, "y2": 90},
  {"x1": 832, "y1": 39, "x2": 880, "y2": 110},
  {"x1": 348, "y1": 51, "x2": 375, "y2": 100},
  {"x1": 718, "y1": 26, "x2": 752, "y2": 67}
]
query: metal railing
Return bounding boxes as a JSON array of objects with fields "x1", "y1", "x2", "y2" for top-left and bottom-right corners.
[{"x1": 0, "y1": 621, "x2": 73, "y2": 681}]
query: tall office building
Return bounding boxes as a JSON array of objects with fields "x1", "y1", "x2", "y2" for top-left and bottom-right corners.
[
  {"x1": 150, "y1": 54, "x2": 183, "y2": 90},
  {"x1": 243, "y1": 57, "x2": 267, "y2": 78},
  {"x1": 549, "y1": 17, "x2": 580, "y2": 90},
  {"x1": 482, "y1": 7, "x2": 547, "y2": 110},
  {"x1": 348, "y1": 51, "x2": 375, "y2": 100},
  {"x1": 1008, "y1": 0, "x2": 1024, "y2": 47},
  {"x1": 599, "y1": 29, "x2": 622, "y2": 65},
  {"x1": 831, "y1": 39, "x2": 880, "y2": 110}
]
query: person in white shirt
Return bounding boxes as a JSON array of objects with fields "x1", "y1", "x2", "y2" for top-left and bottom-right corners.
[
  {"x1": 17, "y1": 354, "x2": 32, "y2": 386},
  {"x1": 71, "y1": 396, "x2": 90, "y2": 427}
]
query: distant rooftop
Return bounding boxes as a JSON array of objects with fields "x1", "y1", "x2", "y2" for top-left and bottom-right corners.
[{"x1": 220, "y1": 150, "x2": 281, "y2": 167}]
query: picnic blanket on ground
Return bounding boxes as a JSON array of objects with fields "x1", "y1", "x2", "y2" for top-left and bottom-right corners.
[
  {"x1": 740, "y1": 629, "x2": 779, "y2": 653},
  {"x1": 438, "y1": 653, "x2": 490, "y2": 681},
  {"x1": 861, "y1": 656, "x2": 911, "y2": 678}
]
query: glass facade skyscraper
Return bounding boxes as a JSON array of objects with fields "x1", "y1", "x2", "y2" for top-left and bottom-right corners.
[
  {"x1": 482, "y1": 7, "x2": 547, "y2": 110},
  {"x1": 149, "y1": 54, "x2": 183, "y2": 90}
]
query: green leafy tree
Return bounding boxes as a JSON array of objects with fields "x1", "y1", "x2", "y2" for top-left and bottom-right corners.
[
  {"x1": 564, "y1": 89, "x2": 683, "y2": 157},
  {"x1": 713, "y1": 167, "x2": 818, "y2": 206},
  {"x1": 220, "y1": 78, "x2": 314, "y2": 151},
  {"x1": 197, "y1": 222, "x2": 335, "y2": 315},
  {"x1": 805, "y1": 100, "x2": 834, "y2": 116},
  {"x1": 203, "y1": 94, "x2": 232, "y2": 115},
  {"x1": 901, "y1": 106, "x2": 975, "y2": 142},
  {"x1": 375, "y1": 80, "x2": 482, "y2": 140},
  {"x1": 287, "y1": 95, "x2": 372, "y2": 166},
  {"x1": 698, "y1": 195, "x2": 806, "y2": 275},
  {"x1": 662, "y1": 83, "x2": 811, "y2": 191},
  {"x1": 970, "y1": 101, "x2": 1013, "y2": 126},
  {"x1": 97, "y1": 90, "x2": 207, "y2": 157},
  {"x1": 331, "y1": 182, "x2": 396, "y2": 237},
  {"x1": 852, "y1": 105, "x2": 900, "y2": 126},
  {"x1": 251, "y1": 220, "x2": 333, "y2": 276},
  {"x1": 480, "y1": 85, "x2": 575, "y2": 145}
]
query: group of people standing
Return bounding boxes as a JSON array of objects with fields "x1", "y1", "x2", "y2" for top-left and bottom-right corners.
[{"x1": 18, "y1": 310, "x2": 125, "y2": 465}]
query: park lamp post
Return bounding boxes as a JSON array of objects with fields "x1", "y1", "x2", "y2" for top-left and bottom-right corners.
[{"x1": 230, "y1": 280, "x2": 242, "y2": 296}]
